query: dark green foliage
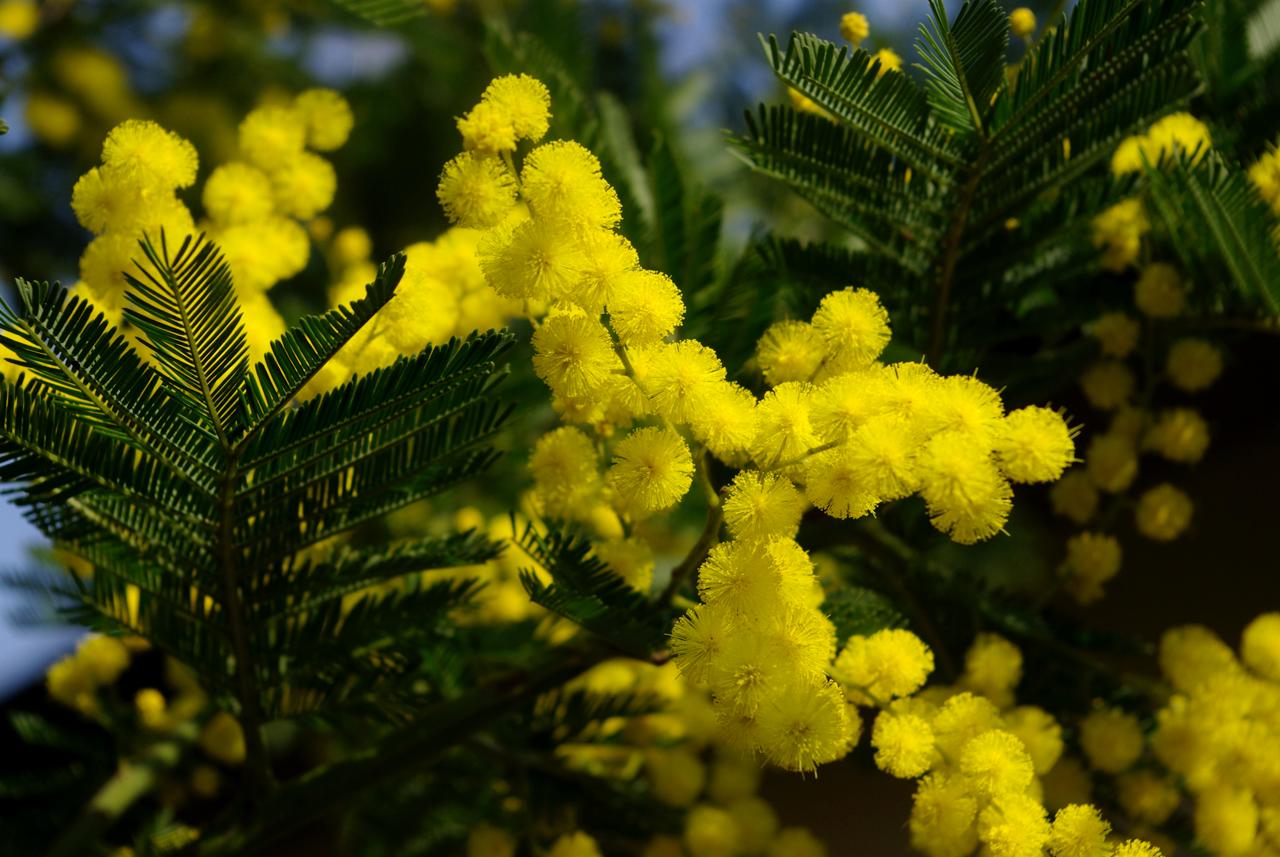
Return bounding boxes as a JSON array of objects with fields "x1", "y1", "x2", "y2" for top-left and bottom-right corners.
[
  {"x1": 330, "y1": 0, "x2": 427, "y2": 26},
  {"x1": 741, "y1": 0, "x2": 1230, "y2": 368},
  {"x1": 0, "y1": 233, "x2": 516, "y2": 742},
  {"x1": 821, "y1": 586, "x2": 909, "y2": 647}
]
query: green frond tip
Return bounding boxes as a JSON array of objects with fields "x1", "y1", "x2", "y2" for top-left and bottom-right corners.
[
  {"x1": 239, "y1": 252, "x2": 407, "y2": 437},
  {"x1": 915, "y1": 0, "x2": 1009, "y2": 136},
  {"x1": 123, "y1": 231, "x2": 248, "y2": 442},
  {"x1": 330, "y1": 0, "x2": 426, "y2": 26}
]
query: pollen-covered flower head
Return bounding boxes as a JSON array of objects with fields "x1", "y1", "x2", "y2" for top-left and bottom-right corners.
[
  {"x1": 810, "y1": 287, "x2": 890, "y2": 368},
  {"x1": 916, "y1": 432, "x2": 1012, "y2": 543},
  {"x1": 480, "y1": 74, "x2": 551, "y2": 142},
  {"x1": 1061, "y1": 532, "x2": 1121, "y2": 604},
  {"x1": 834, "y1": 628, "x2": 934, "y2": 704},
  {"x1": 607, "y1": 425, "x2": 693, "y2": 518},
  {"x1": 756, "y1": 676, "x2": 857, "y2": 773},
  {"x1": 457, "y1": 100, "x2": 518, "y2": 154},
  {"x1": 531, "y1": 304, "x2": 619, "y2": 398},
  {"x1": 839, "y1": 11, "x2": 870, "y2": 44},
  {"x1": 293, "y1": 88, "x2": 353, "y2": 151},
  {"x1": 994, "y1": 406, "x2": 1075, "y2": 483},
  {"x1": 1135, "y1": 262, "x2": 1186, "y2": 318},
  {"x1": 436, "y1": 152, "x2": 518, "y2": 229},
  {"x1": 1080, "y1": 360, "x2": 1135, "y2": 411},
  {"x1": 977, "y1": 792, "x2": 1050, "y2": 857},
  {"x1": 803, "y1": 444, "x2": 879, "y2": 520},
  {"x1": 1090, "y1": 312, "x2": 1141, "y2": 358},
  {"x1": 845, "y1": 414, "x2": 922, "y2": 501},
  {"x1": 910, "y1": 773, "x2": 979, "y2": 857},
  {"x1": 573, "y1": 230, "x2": 639, "y2": 313},
  {"x1": 521, "y1": 140, "x2": 622, "y2": 230},
  {"x1": 1241, "y1": 613, "x2": 1280, "y2": 681},
  {"x1": 101, "y1": 119, "x2": 199, "y2": 190},
  {"x1": 1003, "y1": 706, "x2": 1064, "y2": 775},
  {"x1": 670, "y1": 602, "x2": 733, "y2": 686},
  {"x1": 1009, "y1": 7, "x2": 1037, "y2": 38},
  {"x1": 690, "y1": 381, "x2": 759, "y2": 463},
  {"x1": 636, "y1": 340, "x2": 725, "y2": 424},
  {"x1": 809, "y1": 367, "x2": 891, "y2": 441},
  {"x1": 958, "y1": 729, "x2": 1035, "y2": 799},
  {"x1": 873, "y1": 707, "x2": 936, "y2": 778},
  {"x1": 203, "y1": 162, "x2": 275, "y2": 225},
  {"x1": 480, "y1": 217, "x2": 585, "y2": 302},
  {"x1": 756, "y1": 320, "x2": 828, "y2": 386},
  {"x1": 919, "y1": 375, "x2": 1005, "y2": 447},
  {"x1": 722, "y1": 470, "x2": 805, "y2": 541},
  {"x1": 608, "y1": 269, "x2": 684, "y2": 346},
  {"x1": 1144, "y1": 408, "x2": 1209, "y2": 463},
  {"x1": 1091, "y1": 198, "x2": 1148, "y2": 271},
  {"x1": 270, "y1": 150, "x2": 336, "y2": 219},
  {"x1": 1050, "y1": 469, "x2": 1099, "y2": 524},
  {"x1": 1166, "y1": 337, "x2": 1223, "y2": 392},
  {"x1": 530, "y1": 426, "x2": 601, "y2": 520},
  {"x1": 959, "y1": 633, "x2": 1022, "y2": 707},
  {"x1": 1047, "y1": 804, "x2": 1110, "y2": 857},
  {"x1": 696, "y1": 537, "x2": 815, "y2": 617},
  {"x1": 1134, "y1": 483, "x2": 1193, "y2": 541},
  {"x1": 750, "y1": 382, "x2": 819, "y2": 469},
  {"x1": 239, "y1": 104, "x2": 307, "y2": 170},
  {"x1": 1085, "y1": 433, "x2": 1138, "y2": 493},
  {"x1": 1079, "y1": 707, "x2": 1143, "y2": 774}
]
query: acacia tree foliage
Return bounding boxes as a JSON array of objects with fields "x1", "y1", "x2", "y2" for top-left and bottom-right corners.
[{"x1": 1, "y1": 0, "x2": 1279, "y2": 854}]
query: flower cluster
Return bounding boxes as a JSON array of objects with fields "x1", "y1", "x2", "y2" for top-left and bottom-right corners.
[
  {"x1": 1111, "y1": 113, "x2": 1212, "y2": 176},
  {"x1": 1052, "y1": 260, "x2": 1224, "y2": 603}
]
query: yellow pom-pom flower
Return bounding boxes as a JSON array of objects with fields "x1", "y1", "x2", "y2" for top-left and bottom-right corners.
[
  {"x1": 436, "y1": 152, "x2": 518, "y2": 229},
  {"x1": 101, "y1": 119, "x2": 199, "y2": 190},
  {"x1": 684, "y1": 804, "x2": 740, "y2": 857},
  {"x1": 691, "y1": 381, "x2": 759, "y2": 463},
  {"x1": 959, "y1": 729, "x2": 1034, "y2": 799},
  {"x1": 873, "y1": 707, "x2": 936, "y2": 778},
  {"x1": 994, "y1": 406, "x2": 1075, "y2": 483},
  {"x1": 1111, "y1": 841, "x2": 1164, "y2": 857},
  {"x1": 750, "y1": 382, "x2": 819, "y2": 468},
  {"x1": 530, "y1": 426, "x2": 601, "y2": 519},
  {"x1": 637, "y1": 340, "x2": 726, "y2": 424},
  {"x1": 480, "y1": 218, "x2": 586, "y2": 302},
  {"x1": 1116, "y1": 771, "x2": 1181, "y2": 826},
  {"x1": 978, "y1": 792, "x2": 1050, "y2": 857},
  {"x1": 1166, "y1": 337, "x2": 1223, "y2": 392},
  {"x1": 1194, "y1": 785, "x2": 1258, "y2": 857},
  {"x1": 608, "y1": 425, "x2": 693, "y2": 518},
  {"x1": 1134, "y1": 483, "x2": 1193, "y2": 541},
  {"x1": 803, "y1": 445, "x2": 879, "y2": 520},
  {"x1": 756, "y1": 320, "x2": 828, "y2": 386},
  {"x1": 910, "y1": 773, "x2": 979, "y2": 857},
  {"x1": 960, "y1": 633, "x2": 1022, "y2": 707},
  {"x1": 1134, "y1": 262, "x2": 1186, "y2": 318},
  {"x1": 239, "y1": 105, "x2": 307, "y2": 170},
  {"x1": 1241, "y1": 612, "x2": 1280, "y2": 681},
  {"x1": 810, "y1": 287, "x2": 890, "y2": 368},
  {"x1": 757, "y1": 677, "x2": 856, "y2": 773},
  {"x1": 77, "y1": 635, "x2": 131, "y2": 685},
  {"x1": 1061, "y1": 532, "x2": 1121, "y2": 604},
  {"x1": 203, "y1": 162, "x2": 275, "y2": 225},
  {"x1": 1050, "y1": 469, "x2": 1099, "y2": 524},
  {"x1": 608, "y1": 269, "x2": 684, "y2": 346},
  {"x1": 293, "y1": 88, "x2": 353, "y2": 151},
  {"x1": 697, "y1": 537, "x2": 814, "y2": 618},
  {"x1": 521, "y1": 140, "x2": 622, "y2": 230},
  {"x1": 834, "y1": 628, "x2": 934, "y2": 703},
  {"x1": 481, "y1": 74, "x2": 551, "y2": 142},
  {"x1": 1079, "y1": 707, "x2": 1143, "y2": 774},
  {"x1": 547, "y1": 831, "x2": 604, "y2": 857},
  {"x1": 1248, "y1": 145, "x2": 1280, "y2": 213},
  {"x1": 1085, "y1": 433, "x2": 1138, "y2": 493},
  {"x1": 270, "y1": 151, "x2": 336, "y2": 219},
  {"x1": 723, "y1": 470, "x2": 805, "y2": 540},
  {"x1": 670, "y1": 602, "x2": 733, "y2": 685},
  {"x1": 1048, "y1": 804, "x2": 1110, "y2": 857},
  {"x1": 839, "y1": 11, "x2": 870, "y2": 44},
  {"x1": 874, "y1": 48, "x2": 903, "y2": 74},
  {"x1": 1144, "y1": 408, "x2": 1209, "y2": 463},
  {"x1": 1003, "y1": 706, "x2": 1064, "y2": 775},
  {"x1": 199, "y1": 711, "x2": 247, "y2": 766},
  {"x1": 457, "y1": 100, "x2": 517, "y2": 154},
  {"x1": 1009, "y1": 8, "x2": 1037, "y2": 38},
  {"x1": 1091, "y1": 198, "x2": 1148, "y2": 271},
  {"x1": 1091, "y1": 312, "x2": 1140, "y2": 358},
  {"x1": 531, "y1": 305, "x2": 619, "y2": 398},
  {"x1": 768, "y1": 828, "x2": 828, "y2": 857},
  {"x1": 1080, "y1": 360, "x2": 1134, "y2": 411},
  {"x1": 916, "y1": 432, "x2": 1012, "y2": 543}
]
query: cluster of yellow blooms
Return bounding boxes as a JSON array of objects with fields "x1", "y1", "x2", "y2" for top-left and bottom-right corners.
[
  {"x1": 1248, "y1": 141, "x2": 1280, "y2": 217},
  {"x1": 1058, "y1": 121, "x2": 1228, "y2": 604},
  {"x1": 466, "y1": 657, "x2": 832, "y2": 857},
  {"x1": 789, "y1": 9, "x2": 901, "y2": 115},
  {"x1": 46, "y1": 634, "x2": 247, "y2": 801},
  {"x1": 434, "y1": 73, "x2": 1076, "y2": 776}
]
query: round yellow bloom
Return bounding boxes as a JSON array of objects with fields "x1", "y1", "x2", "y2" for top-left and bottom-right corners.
[
  {"x1": 1079, "y1": 707, "x2": 1143, "y2": 774},
  {"x1": 437, "y1": 152, "x2": 519, "y2": 229},
  {"x1": 530, "y1": 426, "x2": 600, "y2": 519},
  {"x1": 959, "y1": 729, "x2": 1034, "y2": 799},
  {"x1": 874, "y1": 48, "x2": 902, "y2": 74},
  {"x1": 521, "y1": 140, "x2": 622, "y2": 230},
  {"x1": 269, "y1": 151, "x2": 336, "y2": 219},
  {"x1": 1116, "y1": 771, "x2": 1181, "y2": 826},
  {"x1": 843, "y1": 414, "x2": 919, "y2": 501},
  {"x1": 592, "y1": 537, "x2": 654, "y2": 592},
  {"x1": 1194, "y1": 785, "x2": 1258, "y2": 857},
  {"x1": 293, "y1": 88, "x2": 353, "y2": 151},
  {"x1": 723, "y1": 470, "x2": 805, "y2": 541},
  {"x1": 707, "y1": 752, "x2": 762, "y2": 804},
  {"x1": 608, "y1": 269, "x2": 684, "y2": 345},
  {"x1": 102, "y1": 120, "x2": 199, "y2": 190},
  {"x1": 978, "y1": 792, "x2": 1050, "y2": 857},
  {"x1": 768, "y1": 828, "x2": 828, "y2": 857},
  {"x1": 809, "y1": 367, "x2": 888, "y2": 441},
  {"x1": 750, "y1": 382, "x2": 819, "y2": 468},
  {"x1": 204, "y1": 162, "x2": 275, "y2": 225},
  {"x1": 645, "y1": 747, "x2": 705, "y2": 807},
  {"x1": 1049, "y1": 469, "x2": 1098, "y2": 524},
  {"x1": 332, "y1": 226, "x2": 372, "y2": 266},
  {"x1": 1159, "y1": 624, "x2": 1237, "y2": 692},
  {"x1": 1003, "y1": 706, "x2": 1063, "y2": 775},
  {"x1": 931, "y1": 692, "x2": 1003, "y2": 759},
  {"x1": 839, "y1": 11, "x2": 870, "y2": 44},
  {"x1": 531, "y1": 305, "x2": 618, "y2": 398},
  {"x1": 726, "y1": 796, "x2": 779, "y2": 854},
  {"x1": 548, "y1": 831, "x2": 603, "y2": 857},
  {"x1": 1085, "y1": 433, "x2": 1138, "y2": 493},
  {"x1": 467, "y1": 824, "x2": 517, "y2": 857},
  {"x1": 1147, "y1": 112, "x2": 1212, "y2": 165},
  {"x1": 608, "y1": 426, "x2": 693, "y2": 518},
  {"x1": 1134, "y1": 263, "x2": 1186, "y2": 318},
  {"x1": 457, "y1": 100, "x2": 517, "y2": 153},
  {"x1": 0, "y1": 0, "x2": 38, "y2": 38},
  {"x1": 1048, "y1": 804, "x2": 1110, "y2": 857},
  {"x1": 916, "y1": 432, "x2": 1012, "y2": 543},
  {"x1": 480, "y1": 218, "x2": 586, "y2": 302},
  {"x1": 697, "y1": 537, "x2": 814, "y2": 618},
  {"x1": 1061, "y1": 532, "x2": 1121, "y2": 604},
  {"x1": 1248, "y1": 146, "x2": 1280, "y2": 213},
  {"x1": 757, "y1": 677, "x2": 856, "y2": 773},
  {"x1": 1241, "y1": 612, "x2": 1280, "y2": 681},
  {"x1": 873, "y1": 708, "x2": 936, "y2": 778},
  {"x1": 1166, "y1": 337, "x2": 1223, "y2": 392},
  {"x1": 481, "y1": 74, "x2": 551, "y2": 142},
  {"x1": 910, "y1": 773, "x2": 979, "y2": 857},
  {"x1": 960, "y1": 633, "x2": 1022, "y2": 707},
  {"x1": 803, "y1": 444, "x2": 879, "y2": 520},
  {"x1": 1092, "y1": 198, "x2": 1148, "y2": 271},
  {"x1": 918, "y1": 375, "x2": 1005, "y2": 445},
  {"x1": 1144, "y1": 408, "x2": 1209, "y2": 463},
  {"x1": 834, "y1": 628, "x2": 934, "y2": 703},
  {"x1": 691, "y1": 381, "x2": 759, "y2": 463},
  {"x1": 77, "y1": 635, "x2": 131, "y2": 685},
  {"x1": 1111, "y1": 135, "x2": 1153, "y2": 175},
  {"x1": 25, "y1": 91, "x2": 80, "y2": 148},
  {"x1": 1009, "y1": 8, "x2": 1037, "y2": 38},
  {"x1": 671, "y1": 602, "x2": 733, "y2": 685},
  {"x1": 756, "y1": 320, "x2": 828, "y2": 386},
  {"x1": 1091, "y1": 312, "x2": 1140, "y2": 358},
  {"x1": 1080, "y1": 360, "x2": 1134, "y2": 411},
  {"x1": 1111, "y1": 841, "x2": 1164, "y2": 857},
  {"x1": 810, "y1": 287, "x2": 890, "y2": 367},
  {"x1": 637, "y1": 340, "x2": 726, "y2": 424},
  {"x1": 239, "y1": 105, "x2": 307, "y2": 170},
  {"x1": 570, "y1": 229, "x2": 639, "y2": 313},
  {"x1": 1134, "y1": 483, "x2": 1192, "y2": 541},
  {"x1": 994, "y1": 406, "x2": 1075, "y2": 483},
  {"x1": 685, "y1": 804, "x2": 740, "y2": 857}
]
